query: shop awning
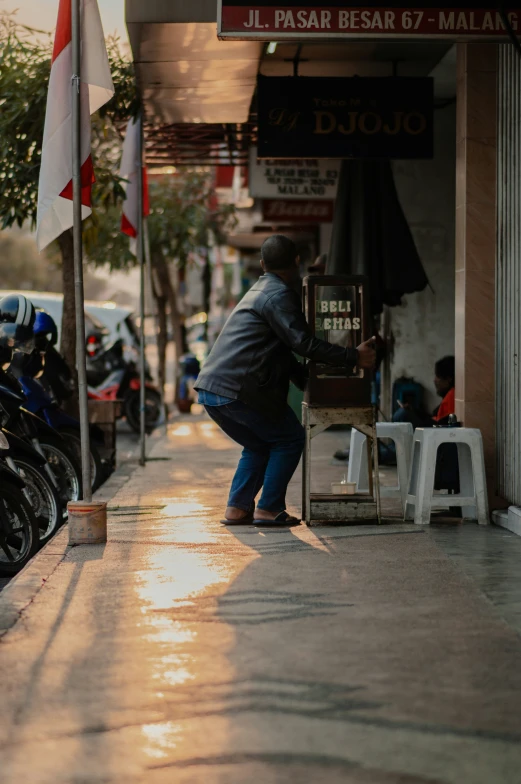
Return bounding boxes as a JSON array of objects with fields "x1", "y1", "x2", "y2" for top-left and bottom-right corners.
[
  {"x1": 126, "y1": 0, "x2": 262, "y2": 124},
  {"x1": 127, "y1": 0, "x2": 454, "y2": 166}
]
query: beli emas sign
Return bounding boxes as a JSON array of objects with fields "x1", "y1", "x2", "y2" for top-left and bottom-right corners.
[{"x1": 317, "y1": 299, "x2": 361, "y2": 332}]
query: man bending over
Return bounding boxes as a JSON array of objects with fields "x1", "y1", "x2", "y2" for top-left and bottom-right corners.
[{"x1": 195, "y1": 234, "x2": 376, "y2": 527}]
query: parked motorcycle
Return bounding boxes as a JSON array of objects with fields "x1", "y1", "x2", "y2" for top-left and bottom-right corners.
[
  {"x1": 11, "y1": 363, "x2": 106, "y2": 493},
  {"x1": 87, "y1": 338, "x2": 162, "y2": 434},
  {"x1": 0, "y1": 368, "x2": 83, "y2": 509},
  {"x1": 11, "y1": 310, "x2": 109, "y2": 491},
  {"x1": 0, "y1": 297, "x2": 64, "y2": 546},
  {"x1": 0, "y1": 438, "x2": 40, "y2": 575},
  {"x1": 0, "y1": 423, "x2": 62, "y2": 546}
]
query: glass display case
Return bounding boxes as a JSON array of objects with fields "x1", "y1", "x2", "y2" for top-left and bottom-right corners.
[{"x1": 302, "y1": 275, "x2": 372, "y2": 407}]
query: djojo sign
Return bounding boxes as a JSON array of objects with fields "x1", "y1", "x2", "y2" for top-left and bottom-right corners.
[{"x1": 257, "y1": 76, "x2": 433, "y2": 159}]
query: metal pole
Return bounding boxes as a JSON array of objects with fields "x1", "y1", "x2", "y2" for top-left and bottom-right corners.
[
  {"x1": 71, "y1": 0, "x2": 92, "y2": 501},
  {"x1": 137, "y1": 112, "x2": 146, "y2": 466},
  {"x1": 144, "y1": 220, "x2": 155, "y2": 329}
]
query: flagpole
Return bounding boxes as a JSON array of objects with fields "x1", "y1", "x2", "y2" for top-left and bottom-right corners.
[
  {"x1": 138, "y1": 112, "x2": 146, "y2": 466},
  {"x1": 71, "y1": 0, "x2": 92, "y2": 501},
  {"x1": 144, "y1": 220, "x2": 154, "y2": 322}
]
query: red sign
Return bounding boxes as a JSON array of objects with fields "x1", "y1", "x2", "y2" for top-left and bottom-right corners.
[
  {"x1": 263, "y1": 199, "x2": 335, "y2": 222},
  {"x1": 219, "y1": 5, "x2": 520, "y2": 39}
]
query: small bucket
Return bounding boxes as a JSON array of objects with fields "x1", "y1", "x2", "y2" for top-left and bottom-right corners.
[{"x1": 67, "y1": 501, "x2": 108, "y2": 545}]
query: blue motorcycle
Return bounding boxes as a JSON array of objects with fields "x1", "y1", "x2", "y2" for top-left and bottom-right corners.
[
  {"x1": 0, "y1": 370, "x2": 79, "y2": 521},
  {"x1": 9, "y1": 308, "x2": 111, "y2": 492},
  {"x1": 10, "y1": 370, "x2": 107, "y2": 492}
]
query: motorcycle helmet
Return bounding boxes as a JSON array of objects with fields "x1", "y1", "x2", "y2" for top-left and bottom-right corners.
[
  {"x1": 0, "y1": 294, "x2": 36, "y2": 355},
  {"x1": 0, "y1": 294, "x2": 36, "y2": 329},
  {"x1": 34, "y1": 309, "x2": 59, "y2": 350}
]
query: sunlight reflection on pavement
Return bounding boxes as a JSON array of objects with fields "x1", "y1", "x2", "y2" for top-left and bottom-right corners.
[{"x1": 1, "y1": 416, "x2": 521, "y2": 783}]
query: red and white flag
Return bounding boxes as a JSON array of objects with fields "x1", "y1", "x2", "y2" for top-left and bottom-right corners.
[
  {"x1": 36, "y1": 0, "x2": 114, "y2": 251},
  {"x1": 120, "y1": 116, "x2": 150, "y2": 255}
]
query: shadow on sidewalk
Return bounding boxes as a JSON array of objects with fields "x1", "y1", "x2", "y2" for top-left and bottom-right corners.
[
  {"x1": 5, "y1": 542, "x2": 104, "y2": 706},
  {"x1": 2, "y1": 543, "x2": 123, "y2": 773},
  {"x1": 187, "y1": 521, "x2": 521, "y2": 782},
  {"x1": 216, "y1": 526, "x2": 354, "y2": 624}
]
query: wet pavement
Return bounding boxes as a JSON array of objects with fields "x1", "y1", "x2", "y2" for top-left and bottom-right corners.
[{"x1": 0, "y1": 413, "x2": 521, "y2": 783}]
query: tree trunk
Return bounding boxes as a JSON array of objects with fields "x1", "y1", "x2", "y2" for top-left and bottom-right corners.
[
  {"x1": 150, "y1": 263, "x2": 170, "y2": 412},
  {"x1": 58, "y1": 229, "x2": 76, "y2": 373},
  {"x1": 155, "y1": 293, "x2": 167, "y2": 400},
  {"x1": 153, "y1": 252, "x2": 186, "y2": 360}
]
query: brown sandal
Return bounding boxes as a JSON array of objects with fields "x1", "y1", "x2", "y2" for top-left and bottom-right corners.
[
  {"x1": 220, "y1": 508, "x2": 254, "y2": 525},
  {"x1": 253, "y1": 511, "x2": 301, "y2": 527}
]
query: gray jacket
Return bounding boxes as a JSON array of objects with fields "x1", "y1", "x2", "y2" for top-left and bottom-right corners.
[{"x1": 195, "y1": 272, "x2": 358, "y2": 419}]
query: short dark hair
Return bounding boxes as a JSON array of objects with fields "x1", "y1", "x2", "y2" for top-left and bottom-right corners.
[
  {"x1": 261, "y1": 234, "x2": 298, "y2": 271},
  {"x1": 435, "y1": 355, "x2": 455, "y2": 381}
]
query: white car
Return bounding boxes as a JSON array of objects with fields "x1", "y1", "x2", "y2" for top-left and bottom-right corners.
[{"x1": 0, "y1": 291, "x2": 139, "y2": 361}]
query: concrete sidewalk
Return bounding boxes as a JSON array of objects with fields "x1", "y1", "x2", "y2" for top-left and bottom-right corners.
[{"x1": 1, "y1": 413, "x2": 521, "y2": 783}]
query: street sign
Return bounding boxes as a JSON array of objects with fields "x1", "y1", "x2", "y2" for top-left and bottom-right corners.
[
  {"x1": 249, "y1": 146, "x2": 340, "y2": 198},
  {"x1": 263, "y1": 198, "x2": 335, "y2": 221},
  {"x1": 218, "y1": 0, "x2": 521, "y2": 39},
  {"x1": 257, "y1": 76, "x2": 433, "y2": 159}
]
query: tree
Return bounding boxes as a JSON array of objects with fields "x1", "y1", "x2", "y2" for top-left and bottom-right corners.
[
  {"x1": 144, "y1": 173, "x2": 236, "y2": 405},
  {"x1": 0, "y1": 14, "x2": 238, "y2": 401},
  {"x1": 0, "y1": 13, "x2": 138, "y2": 371},
  {"x1": 86, "y1": 171, "x2": 237, "y2": 400},
  {"x1": 0, "y1": 228, "x2": 61, "y2": 290}
]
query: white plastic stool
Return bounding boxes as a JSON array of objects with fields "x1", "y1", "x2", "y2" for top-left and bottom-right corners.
[
  {"x1": 405, "y1": 427, "x2": 489, "y2": 525},
  {"x1": 347, "y1": 422, "x2": 413, "y2": 513}
]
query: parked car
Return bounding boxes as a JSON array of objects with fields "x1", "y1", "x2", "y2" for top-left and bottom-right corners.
[
  {"x1": 0, "y1": 292, "x2": 139, "y2": 363},
  {"x1": 0, "y1": 291, "x2": 109, "y2": 356}
]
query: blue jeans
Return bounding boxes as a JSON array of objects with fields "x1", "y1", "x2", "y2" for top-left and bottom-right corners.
[{"x1": 203, "y1": 400, "x2": 305, "y2": 514}]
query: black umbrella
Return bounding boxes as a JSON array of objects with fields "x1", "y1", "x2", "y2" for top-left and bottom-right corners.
[{"x1": 327, "y1": 159, "x2": 429, "y2": 315}]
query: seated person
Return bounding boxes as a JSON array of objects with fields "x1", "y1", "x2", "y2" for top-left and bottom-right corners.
[
  {"x1": 389, "y1": 355, "x2": 459, "y2": 492},
  {"x1": 334, "y1": 355, "x2": 456, "y2": 464},
  {"x1": 394, "y1": 355, "x2": 455, "y2": 427},
  {"x1": 432, "y1": 355, "x2": 456, "y2": 424}
]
